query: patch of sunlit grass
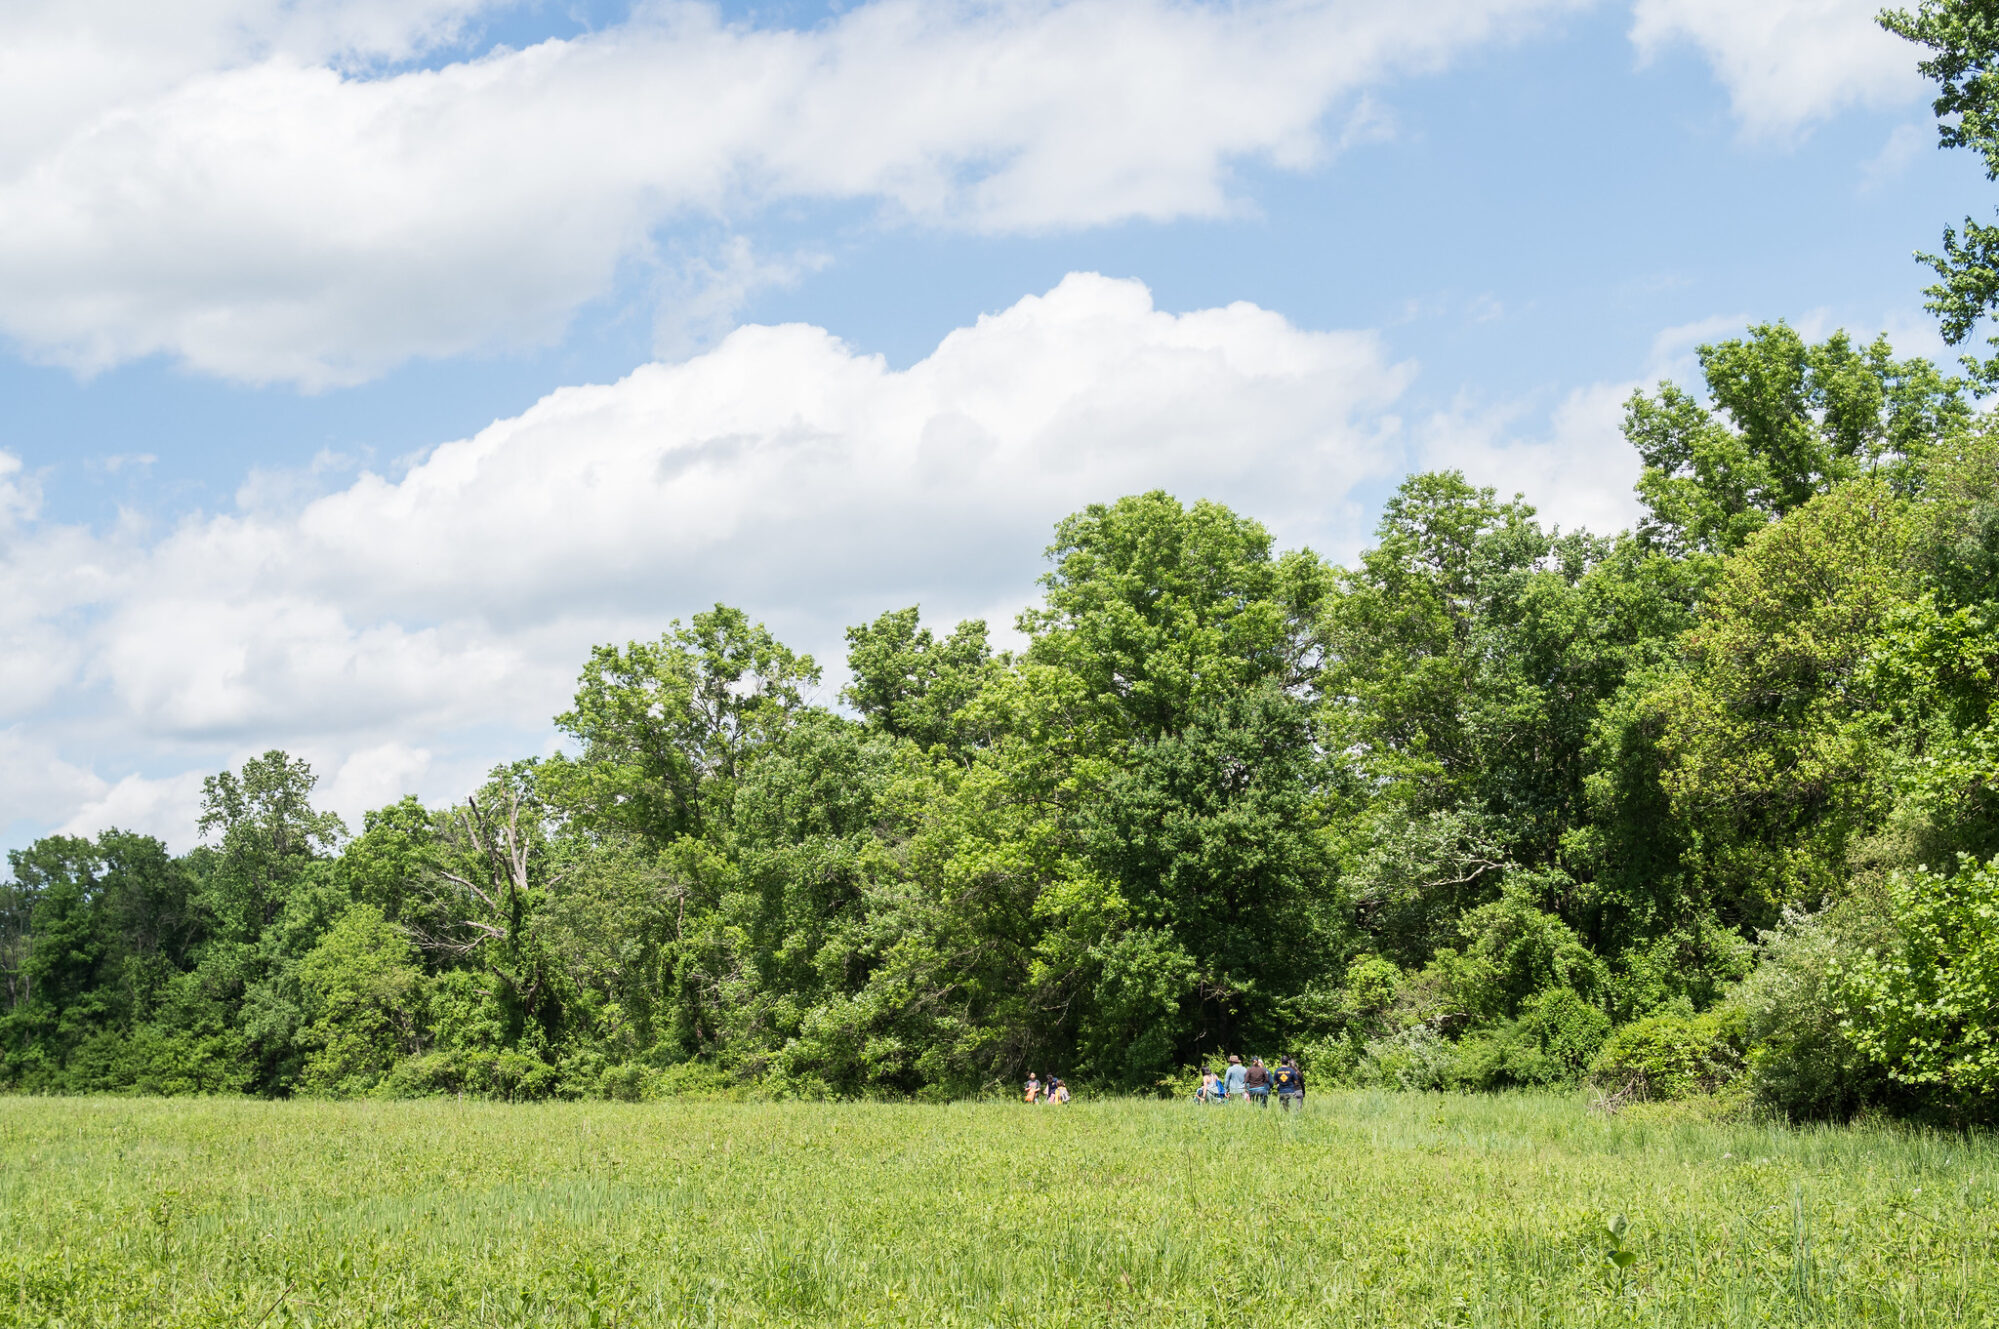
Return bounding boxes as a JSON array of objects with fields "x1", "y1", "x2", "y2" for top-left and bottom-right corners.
[{"x1": 2, "y1": 1091, "x2": 1994, "y2": 1326}]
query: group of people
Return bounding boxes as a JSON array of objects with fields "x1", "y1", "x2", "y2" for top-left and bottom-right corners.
[
  {"x1": 1196, "y1": 1054, "x2": 1304, "y2": 1108},
  {"x1": 1022, "y1": 1073, "x2": 1071, "y2": 1104},
  {"x1": 1017, "y1": 1055, "x2": 1303, "y2": 1106}
]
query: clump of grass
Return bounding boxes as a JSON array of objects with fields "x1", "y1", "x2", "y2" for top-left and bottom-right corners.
[{"x1": 1, "y1": 1091, "x2": 1995, "y2": 1326}]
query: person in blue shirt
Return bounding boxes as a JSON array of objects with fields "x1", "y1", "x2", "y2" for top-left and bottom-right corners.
[{"x1": 1222, "y1": 1054, "x2": 1248, "y2": 1104}]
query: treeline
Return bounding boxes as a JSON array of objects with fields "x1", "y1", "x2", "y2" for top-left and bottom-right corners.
[{"x1": 5, "y1": 323, "x2": 1999, "y2": 1120}]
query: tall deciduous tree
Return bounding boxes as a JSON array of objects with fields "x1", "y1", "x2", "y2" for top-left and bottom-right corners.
[
  {"x1": 1023, "y1": 490, "x2": 1331, "y2": 743},
  {"x1": 1625, "y1": 324, "x2": 1966, "y2": 559},
  {"x1": 197, "y1": 750, "x2": 346, "y2": 939},
  {"x1": 843, "y1": 607, "x2": 996, "y2": 757},
  {"x1": 1879, "y1": 2, "x2": 1999, "y2": 386},
  {"x1": 548, "y1": 605, "x2": 819, "y2": 845},
  {"x1": 1651, "y1": 480, "x2": 1919, "y2": 928}
]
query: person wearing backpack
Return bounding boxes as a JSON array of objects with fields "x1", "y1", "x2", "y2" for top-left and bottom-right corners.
[
  {"x1": 1273, "y1": 1056, "x2": 1304, "y2": 1110},
  {"x1": 1243, "y1": 1057, "x2": 1271, "y2": 1107}
]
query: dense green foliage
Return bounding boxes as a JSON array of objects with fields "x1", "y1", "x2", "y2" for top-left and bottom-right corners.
[
  {"x1": 7, "y1": 345, "x2": 1999, "y2": 1120},
  {"x1": 5, "y1": 1093, "x2": 1996, "y2": 1327},
  {"x1": 12, "y1": 0, "x2": 1999, "y2": 1125}
]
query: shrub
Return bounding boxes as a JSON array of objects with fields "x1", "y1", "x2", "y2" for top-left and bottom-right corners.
[
  {"x1": 1446, "y1": 1026, "x2": 1543, "y2": 1090},
  {"x1": 1295, "y1": 1034, "x2": 1361, "y2": 1086},
  {"x1": 1605, "y1": 916, "x2": 1753, "y2": 1021},
  {"x1": 1355, "y1": 1024, "x2": 1455, "y2": 1091},
  {"x1": 1341, "y1": 955, "x2": 1402, "y2": 1016},
  {"x1": 1522, "y1": 988, "x2": 1614, "y2": 1078},
  {"x1": 1836, "y1": 857, "x2": 1999, "y2": 1123},
  {"x1": 380, "y1": 1051, "x2": 469, "y2": 1097},
  {"x1": 379, "y1": 1049, "x2": 560, "y2": 1100},
  {"x1": 295, "y1": 904, "x2": 423, "y2": 1097},
  {"x1": 1447, "y1": 989, "x2": 1610, "y2": 1090},
  {"x1": 50, "y1": 1022, "x2": 250, "y2": 1096},
  {"x1": 1589, "y1": 1003, "x2": 1747, "y2": 1099},
  {"x1": 1739, "y1": 899, "x2": 1895, "y2": 1121},
  {"x1": 599, "y1": 1062, "x2": 654, "y2": 1101},
  {"x1": 651, "y1": 1058, "x2": 742, "y2": 1098},
  {"x1": 1453, "y1": 884, "x2": 1607, "y2": 1020}
]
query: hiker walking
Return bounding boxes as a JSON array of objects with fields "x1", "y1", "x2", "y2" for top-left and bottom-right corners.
[
  {"x1": 1273, "y1": 1056, "x2": 1304, "y2": 1110},
  {"x1": 1223, "y1": 1054, "x2": 1247, "y2": 1104},
  {"x1": 1025, "y1": 1072, "x2": 1042, "y2": 1104},
  {"x1": 1243, "y1": 1057, "x2": 1271, "y2": 1107},
  {"x1": 1048, "y1": 1078, "x2": 1071, "y2": 1104}
]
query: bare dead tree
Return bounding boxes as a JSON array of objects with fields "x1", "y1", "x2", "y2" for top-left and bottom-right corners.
[{"x1": 415, "y1": 786, "x2": 563, "y2": 1020}]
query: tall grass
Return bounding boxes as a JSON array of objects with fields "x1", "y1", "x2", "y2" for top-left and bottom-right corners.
[{"x1": 2, "y1": 1091, "x2": 1994, "y2": 1326}]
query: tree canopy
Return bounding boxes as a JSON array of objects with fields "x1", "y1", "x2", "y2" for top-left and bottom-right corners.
[
  {"x1": 11, "y1": 0, "x2": 1999, "y2": 1121},
  {"x1": 7, "y1": 364, "x2": 1999, "y2": 1119}
]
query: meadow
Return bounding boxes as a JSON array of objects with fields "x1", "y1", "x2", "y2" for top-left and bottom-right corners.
[{"x1": 2, "y1": 1092, "x2": 1995, "y2": 1328}]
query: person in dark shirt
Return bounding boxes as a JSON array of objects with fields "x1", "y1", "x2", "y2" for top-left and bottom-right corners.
[
  {"x1": 1273, "y1": 1056, "x2": 1304, "y2": 1110},
  {"x1": 1243, "y1": 1057, "x2": 1271, "y2": 1107}
]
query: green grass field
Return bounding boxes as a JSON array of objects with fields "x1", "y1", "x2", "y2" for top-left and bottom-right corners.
[{"x1": 2, "y1": 1092, "x2": 1995, "y2": 1327}]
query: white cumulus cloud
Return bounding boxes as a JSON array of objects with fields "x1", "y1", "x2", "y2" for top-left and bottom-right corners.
[
  {"x1": 0, "y1": 0, "x2": 1580, "y2": 386},
  {"x1": 1630, "y1": 0, "x2": 1926, "y2": 137},
  {"x1": 0, "y1": 274, "x2": 1417, "y2": 848}
]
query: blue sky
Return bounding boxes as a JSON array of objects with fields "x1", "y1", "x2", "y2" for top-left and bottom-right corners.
[{"x1": 0, "y1": 0, "x2": 1987, "y2": 851}]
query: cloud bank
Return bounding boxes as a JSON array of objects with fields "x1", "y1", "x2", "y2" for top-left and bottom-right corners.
[
  {"x1": 6, "y1": 2, "x2": 1858, "y2": 852},
  {"x1": 1, "y1": 275, "x2": 1647, "y2": 848},
  {"x1": 12, "y1": 275, "x2": 1570, "y2": 848},
  {"x1": 0, "y1": 0, "x2": 1581, "y2": 386}
]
